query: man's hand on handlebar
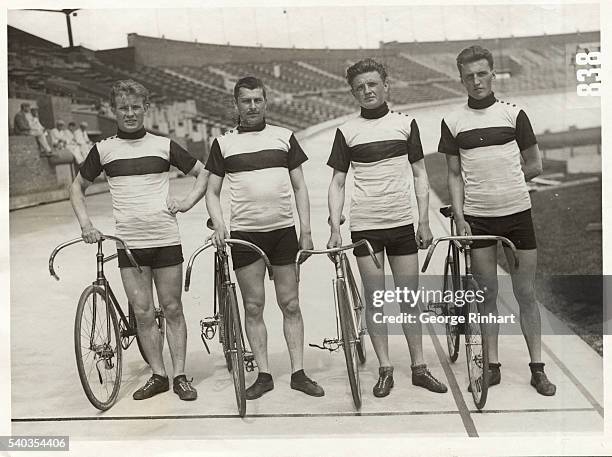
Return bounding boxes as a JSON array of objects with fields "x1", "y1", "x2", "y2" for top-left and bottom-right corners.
[
  {"x1": 81, "y1": 223, "x2": 102, "y2": 244},
  {"x1": 455, "y1": 218, "x2": 473, "y2": 238},
  {"x1": 211, "y1": 224, "x2": 229, "y2": 249},
  {"x1": 416, "y1": 222, "x2": 433, "y2": 249},
  {"x1": 327, "y1": 231, "x2": 342, "y2": 250}
]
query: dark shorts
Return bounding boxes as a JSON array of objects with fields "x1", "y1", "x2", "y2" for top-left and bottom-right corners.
[
  {"x1": 351, "y1": 224, "x2": 418, "y2": 257},
  {"x1": 117, "y1": 244, "x2": 184, "y2": 269},
  {"x1": 464, "y1": 209, "x2": 537, "y2": 250},
  {"x1": 230, "y1": 226, "x2": 299, "y2": 270}
]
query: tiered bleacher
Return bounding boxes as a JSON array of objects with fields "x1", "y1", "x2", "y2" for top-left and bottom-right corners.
[{"x1": 9, "y1": 26, "x2": 599, "y2": 139}]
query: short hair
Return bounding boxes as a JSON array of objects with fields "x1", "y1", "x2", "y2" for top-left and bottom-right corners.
[
  {"x1": 456, "y1": 45, "x2": 494, "y2": 77},
  {"x1": 110, "y1": 79, "x2": 150, "y2": 107},
  {"x1": 233, "y1": 76, "x2": 266, "y2": 101},
  {"x1": 68, "y1": 121, "x2": 77, "y2": 128},
  {"x1": 346, "y1": 58, "x2": 388, "y2": 87},
  {"x1": 20, "y1": 102, "x2": 30, "y2": 110}
]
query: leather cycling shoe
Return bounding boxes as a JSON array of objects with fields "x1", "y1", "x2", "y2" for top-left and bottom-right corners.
[
  {"x1": 290, "y1": 370, "x2": 325, "y2": 397},
  {"x1": 373, "y1": 366, "x2": 394, "y2": 398},
  {"x1": 133, "y1": 374, "x2": 169, "y2": 400},
  {"x1": 468, "y1": 362, "x2": 501, "y2": 392},
  {"x1": 529, "y1": 363, "x2": 556, "y2": 396},
  {"x1": 246, "y1": 373, "x2": 274, "y2": 400},
  {"x1": 412, "y1": 364, "x2": 448, "y2": 393}
]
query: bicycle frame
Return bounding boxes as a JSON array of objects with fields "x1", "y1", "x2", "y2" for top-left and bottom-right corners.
[
  {"x1": 295, "y1": 240, "x2": 380, "y2": 352},
  {"x1": 49, "y1": 236, "x2": 140, "y2": 345}
]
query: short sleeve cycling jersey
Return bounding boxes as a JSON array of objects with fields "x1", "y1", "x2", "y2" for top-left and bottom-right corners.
[
  {"x1": 205, "y1": 123, "x2": 308, "y2": 232},
  {"x1": 80, "y1": 129, "x2": 197, "y2": 248},
  {"x1": 438, "y1": 95, "x2": 536, "y2": 217},
  {"x1": 327, "y1": 105, "x2": 424, "y2": 231}
]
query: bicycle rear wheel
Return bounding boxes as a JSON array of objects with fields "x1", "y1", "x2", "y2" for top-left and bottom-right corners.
[
  {"x1": 74, "y1": 285, "x2": 122, "y2": 411},
  {"x1": 443, "y1": 248, "x2": 461, "y2": 363},
  {"x1": 226, "y1": 284, "x2": 246, "y2": 417},
  {"x1": 464, "y1": 282, "x2": 489, "y2": 410},
  {"x1": 337, "y1": 279, "x2": 361, "y2": 409},
  {"x1": 131, "y1": 305, "x2": 166, "y2": 365}
]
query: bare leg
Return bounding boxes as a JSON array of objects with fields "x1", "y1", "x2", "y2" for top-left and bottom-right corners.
[
  {"x1": 356, "y1": 252, "x2": 390, "y2": 367},
  {"x1": 153, "y1": 264, "x2": 186, "y2": 376},
  {"x1": 271, "y1": 264, "x2": 303, "y2": 373},
  {"x1": 387, "y1": 253, "x2": 422, "y2": 366},
  {"x1": 471, "y1": 245, "x2": 500, "y2": 364},
  {"x1": 503, "y1": 247, "x2": 542, "y2": 362},
  {"x1": 120, "y1": 266, "x2": 166, "y2": 376},
  {"x1": 235, "y1": 259, "x2": 268, "y2": 373}
]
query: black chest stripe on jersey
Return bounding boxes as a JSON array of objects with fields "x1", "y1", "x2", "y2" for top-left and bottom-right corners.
[
  {"x1": 224, "y1": 149, "x2": 288, "y2": 173},
  {"x1": 349, "y1": 139, "x2": 407, "y2": 163},
  {"x1": 103, "y1": 156, "x2": 170, "y2": 177},
  {"x1": 456, "y1": 127, "x2": 515, "y2": 150}
]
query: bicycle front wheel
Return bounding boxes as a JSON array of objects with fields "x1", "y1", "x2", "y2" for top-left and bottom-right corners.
[
  {"x1": 74, "y1": 285, "x2": 122, "y2": 411},
  {"x1": 226, "y1": 284, "x2": 246, "y2": 417},
  {"x1": 443, "y1": 250, "x2": 461, "y2": 363},
  {"x1": 345, "y1": 259, "x2": 366, "y2": 364},
  {"x1": 337, "y1": 279, "x2": 361, "y2": 409},
  {"x1": 464, "y1": 282, "x2": 489, "y2": 410}
]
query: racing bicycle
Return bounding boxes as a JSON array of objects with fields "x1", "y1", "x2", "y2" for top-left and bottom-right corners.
[
  {"x1": 49, "y1": 235, "x2": 165, "y2": 411},
  {"x1": 295, "y1": 239, "x2": 380, "y2": 409},
  {"x1": 421, "y1": 205, "x2": 519, "y2": 410},
  {"x1": 184, "y1": 219, "x2": 273, "y2": 417}
]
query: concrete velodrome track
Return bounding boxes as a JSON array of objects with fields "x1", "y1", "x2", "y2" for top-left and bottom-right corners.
[{"x1": 8, "y1": 115, "x2": 603, "y2": 453}]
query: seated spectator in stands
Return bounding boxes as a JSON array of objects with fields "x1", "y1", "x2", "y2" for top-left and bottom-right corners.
[
  {"x1": 28, "y1": 107, "x2": 52, "y2": 154},
  {"x1": 67, "y1": 121, "x2": 86, "y2": 165},
  {"x1": 49, "y1": 120, "x2": 69, "y2": 149},
  {"x1": 13, "y1": 103, "x2": 31, "y2": 135},
  {"x1": 13, "y1": 103, "x2": 52, "y2": 154},
  {"x1": 73, "y1": 121, "x2": 93, "y2": 157}
]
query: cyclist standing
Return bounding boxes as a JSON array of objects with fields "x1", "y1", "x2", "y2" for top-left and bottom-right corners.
[
  {"x1": 438, "y1": 45, "x2": 556, "y2": 396},
  {"x1": 70, "y1": 80, "x2": 209, "y2": 401},
  {"x1": 327, "y1": 59, "x2": 447, "y2": 398},
  {"x1": 205, "y1": 76, "x2": 324, "y2": 400}
]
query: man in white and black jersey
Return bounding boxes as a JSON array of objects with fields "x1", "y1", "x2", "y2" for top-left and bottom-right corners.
[
  {"x1": 439, "y1": 46, "x2": 556, "y2": 396},
  {"x1": 70, "y1": 80, "x2": 210, "y2": 402},
  {"x1": 205, "y1": 76, "x2": 324, "y2": 400},
  {"x1": 327, "y1": 59, "x2": 447, "y2": 398}
]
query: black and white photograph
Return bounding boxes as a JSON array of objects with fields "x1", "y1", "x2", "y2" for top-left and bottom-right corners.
[{"x1": 1, "y1": 0, "x2": 608, "y2": 455}]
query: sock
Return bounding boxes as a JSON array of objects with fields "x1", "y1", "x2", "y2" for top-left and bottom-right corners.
[
  {"x1": 291, "y1": 369, "x2": 306, "y2": 381},
  {"x1": 529, "y1": 362, "x2": 545, "y2": 374},
  {"x1": 257, "y1": 372, "x2": 273, "y2": 382}
]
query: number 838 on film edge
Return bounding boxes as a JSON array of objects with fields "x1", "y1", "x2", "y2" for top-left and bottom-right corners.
[{"x1": 576, "y1": 51, "x2": 601, "y2": 96}]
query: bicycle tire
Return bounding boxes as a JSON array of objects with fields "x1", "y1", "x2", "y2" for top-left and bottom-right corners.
[
  {"x1": 131, "y1": 305, "x2": 166, "y2": 365},
  {"x1": 345, "y1": 259, "x2": 366, "y2": 364},
  {"x1": 337, "y1": 279, "x2": 361, "y2": 409},
  {"x1": 216, "y1": 255, "x2": 232, "y2": 372},
  {"x1": 74, "y1": 285, "x2": 122, "y2": 411},
  {"x1": 464, "y1": 283, "x2": 489, "y2": 410},
  {"x1": 226, "y1": 284, "x2": 246, "y2": 417},
  {"x1": 443, "y1": 249, "x2": 461, "y2": 363}
]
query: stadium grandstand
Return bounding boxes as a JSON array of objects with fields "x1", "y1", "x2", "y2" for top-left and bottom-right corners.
[{"x1": 7, "y1": 24, "x2": 600, "y2": 208}]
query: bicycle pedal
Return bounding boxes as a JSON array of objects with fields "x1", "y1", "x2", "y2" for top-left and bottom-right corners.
[{"x1": 244, "y1": 353, "x2": 257, "y2": 372}]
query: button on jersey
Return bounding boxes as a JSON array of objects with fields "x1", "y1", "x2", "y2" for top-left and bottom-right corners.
[
  {"x1": 79, "y1": 133, "x2": 197, "y2": 248},
  {"x1": 327, "y1": 111, "x2": 424, "y2": 231},
  {"x1": 438, "y1": 100, "x2": 537, "y2": 217},
  {"x1": 205, "y1": 124, "x2": 308, "y2": 232}
]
